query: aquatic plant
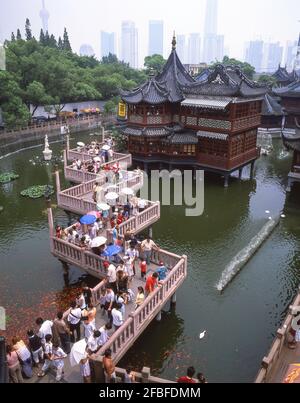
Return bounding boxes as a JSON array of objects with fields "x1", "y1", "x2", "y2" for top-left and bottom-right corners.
[
  {"x1": 0, "y1": 172, "x2": 19, "y2": 184},
  {"x1": 20, "y1": 185, "x2": 55, "y2": 199}
]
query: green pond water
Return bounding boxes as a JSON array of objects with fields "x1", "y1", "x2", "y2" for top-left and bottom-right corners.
[{"x1": 0, "y1": 129, "x2": 300, "y2": 382}]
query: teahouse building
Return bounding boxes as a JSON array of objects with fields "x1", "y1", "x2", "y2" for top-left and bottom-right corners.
[{"x1": 119, "y1": 36, "x2": 267, "y2": 186}]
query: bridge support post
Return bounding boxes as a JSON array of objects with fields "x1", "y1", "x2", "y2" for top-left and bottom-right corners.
[
  {"x1": 250, "y1": 161, "x2": 255, "y2": 180},
  {"x1": 239, "y1": 168, "x2": 243, "y2": 180},
  {"x1": 66, "y1": 134, "x2": 70, "y2": 155},
  {"x1": 148, "y1": 226, "x2": 153, "y2": 239},
  {"x1": 55, "y1": 166, "x2": 61, "y2": 194},
  {"x1": 224, "y1": 174, "x2": 229, "y2": 188},
  {"x1": 286, "y1": 177, "x2": 293, "y2": 193},
  {"x1": 170, "y1": 293, "x2": 177, "y2": 309},
  {"x1": 141, "y1": 367, "x2": 151, "y2": 383},
  {"x1": 156, "y1": 311, "x2": 162, "y2": 321}
]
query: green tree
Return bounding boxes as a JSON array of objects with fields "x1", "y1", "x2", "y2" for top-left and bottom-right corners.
[
  {"x1": 58, "y1": 36, "x2": 63, "y2": 50},
  {"x1": 63, "y1": 28, "x2": 72, "y2": 52},
  {"x1": 25, "y1": 18, "x2": 33, "y2": 41},
  {"x1": 102, "y1": 53, "x2": 119, "y2": 64},
  {"x1": 257, "y1": 74, "x2": 277, "y2": 87},
  {"x1": 11, "y1": 32, "x2": 16, "y2": 42},
  {"x1": 104, "y1": 100, "x2": 116, "y2": 114},
  {"x1": 39, "y1": 29, "x2": 45, "y2": 45},
  {"x1": 213, "y1": 56, "x2": 256, "y2": 79},
  {"x1": 16, "y1": 29, "x2": 22, "y2": 40},
  {"x1": 0, "y1": 71, "x2": 31, "y2": 128},
  {"x1": 144, "y1": 54, "x2": 166, "y2": 75},
  {"x1": 25, "y1": 81, "x2": 53, "y2": 115},
  {"x1": 49, "y1": 34, "x2": 57, "y2": 49}
]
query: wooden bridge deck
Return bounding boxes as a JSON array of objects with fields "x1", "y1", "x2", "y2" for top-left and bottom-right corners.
[
  {"x1": 255, "y1": 291, "x2": 300, "y2": 383},
  {"x1": 64, "y1": 152, "x2": 133, "y2": 184},
  {"x1": 57, "y1": 170, "x2": 144, "y2": 216}
]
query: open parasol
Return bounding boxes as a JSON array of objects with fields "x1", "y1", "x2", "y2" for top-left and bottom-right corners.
[
  {"x1": 70, "y1": 339, "x2": 87, "y2": 367},
  {"x1": 91, "y1": 236, "x2": 107, "y2": 248}
]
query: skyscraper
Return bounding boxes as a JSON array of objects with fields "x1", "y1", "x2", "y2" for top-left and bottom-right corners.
[
  {"x1": 202, "y1": 0, "x2": 219, "y2": 63},
  {"x1": 101, "y1": 31, "x2": 115, "y2": 58},
  {"x1": 245, "y1": 40, "x2": 264, "y2": 72},
  {"x1": 176, "y1": 35, "x2": 186, "y2": 63},
  {"x1": 294, "y1": 33, "x2": 300, "y2": 72},
  {"x1": 216, "y1": 35, "x2": 224, "y2": 62},
  {"x1": 121, "y1": 21, "x2": 138, "y2": 68},
  {"x1": 39, "y1": 0, "x2": 50, "y2": 33},
  {"x1": 265, "y1": 42, "x2": 283, "y2": 72},
  {"x1": 188, "y1": 33, "x2": 201, "y2": 64},
  {"x1": 204, "y1": 0, "x2": 218, "y2": 36},
  {"x1": 148, "y1": 21, "x2": 164, "y2": 56},
  {"x1": 285, "y1": 40, "x2": 297, "y2": 71}
]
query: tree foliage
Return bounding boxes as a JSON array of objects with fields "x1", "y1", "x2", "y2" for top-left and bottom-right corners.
[
  {"x1": 144, "y1": 54, "x2": 166, "y2": 75},
  {"x1": 257, "y1": 74, "x2": 277, "y2": 88},
  {"x1": 213, "y1": 56, "x2": 256, "y2": 79},
  {"x1": 1, "y1": 21, "x2": 147, "y2": 128}
]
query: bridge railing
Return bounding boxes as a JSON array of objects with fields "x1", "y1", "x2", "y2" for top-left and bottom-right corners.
[
  {"x1": 106, "y1": 201, "x2": 160, "y2": 242},
  {"x1": 255, "y1": 290, "x2": 300, "y2": 383},
  {"x1": 51, "y1": 237, "x2": 107, "y2": 278},
  {"x1": 93, "y1": 253, "x2": 187, "y2": 363},
  {"x1": 64, "y1": 153, "x2": 133, "y2": 183},
  {"x1": 58, "y1": 172, "x2": 144, "y2": 215}
]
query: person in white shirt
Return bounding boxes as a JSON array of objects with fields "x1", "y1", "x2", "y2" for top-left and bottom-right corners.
[
  {"x1": 98, "y1": 323, "x2": 112, "y2": 347},
  {"x1": 115, "y1": 292, "x2": 126, "y2": 317},
  {"x1": 141, "y1": 237, "x2": 159, "y2": 266},
  {"x1": 76, "y1": 292, "x2": 86, "y2": 310},
  {"x1": 39, "y1": 334, "x2": 53, "y2": 377},
  {"x1": 111, "y1": 303, "x2": 124, "y2": 331},
  {"x1": 106, "y1": 263, "x2": 117, "y2": 292},
  {"x1": 36, "y1": 318, "x2": 53, "y2": 346},
  {"x1": 126, "y1": 245, "x2": 139, "y2": 276},
  {"x1": 87, "y1": 330, "x2": 102, "y2": 354},
  {"x1": 52, "y1": 342, "x2": 67, "y2": 381},
  {"x1": 104, "y1": 287, "x2": 115, "y2": 322},
  {"x1": 67, "y1": 301, "x2": 82, "y2": 343},
  {"x1": 138, "y1": 199, "x2": 147, "y2": 212}
]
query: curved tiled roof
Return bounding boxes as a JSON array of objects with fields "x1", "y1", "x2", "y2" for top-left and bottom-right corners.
[
  {"x1": 121, "y1": 77, "x2": 173, "y2": 105},
  {"x1": 273, "y1": 79, "x2": 300, "y2": 98},
  {"x1": 121, "y1": 48, "x2": 195, "y2": 105},
  {"x1": 262, "y1": 93, "x2": 285, "y2": 116},
  {"x1": 182, "y1": 65, "x2": 267, "y2": 98}
]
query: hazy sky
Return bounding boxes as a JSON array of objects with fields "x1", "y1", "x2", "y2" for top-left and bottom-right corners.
[{"x1": 0, "y1": 0, "x2": 299, "y2": 65}]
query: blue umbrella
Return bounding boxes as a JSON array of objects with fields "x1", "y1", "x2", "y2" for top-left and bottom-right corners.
[
  {"x1": 80, "y1": 214, "x2": 97, "y2": 225},
  {"x1": 101, "y1": 245, "x2": 123, "y2": 257}
]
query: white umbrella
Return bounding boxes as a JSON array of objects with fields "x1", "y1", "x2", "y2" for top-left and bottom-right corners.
[
  {"x1": 91, "y1": 236, "x2": 107, "y2": 248},
  {"x1": 102, "y1": 145, "x2": 111, "y2": 151},
  {"x1": 93, "y1": 157, "x2": 101, "y2": 162},
  {"x1": 199, "y1": 330, "x2": 207, "y2": 340},
  {"x1": 97, "y1": 203, "x2": 110, "y2": 211},
  {"x1": 105, "y1": 192, "x2": 119, "y2": 200},
  {"x1": 77, "y1": 142, "x2": 85, "y2": 147},
  {"x1": 121, "y1": 187, "x2": 134, "y2": 196},
  {"x1": 70, "y1": 339, "x2": 87, "y2": 367}
]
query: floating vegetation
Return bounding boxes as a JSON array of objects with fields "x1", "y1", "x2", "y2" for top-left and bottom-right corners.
[
  {"x1": 0, "y1": 206, "x2": 3, "y2": 212},
  {"x1": 28, "y1": 155, "x2": 64, "y2": 167},
  {"x1": 20, "y1": 185, "x2": 55, "y2": 199},
  {"x1": 0, "y1": 172, "x2": 19, "y2": 184}
]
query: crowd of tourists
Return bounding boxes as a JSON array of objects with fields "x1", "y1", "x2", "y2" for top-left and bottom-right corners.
[{"x1": 7, "y1": 229, "x2": 172, "y2": 383}]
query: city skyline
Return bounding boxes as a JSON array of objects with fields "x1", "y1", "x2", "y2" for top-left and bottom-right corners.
[{"x1": 0, "y1": 0, "x2": 299, "y2": 68}]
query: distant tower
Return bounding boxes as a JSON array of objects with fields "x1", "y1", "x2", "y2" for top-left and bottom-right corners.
[
  {"x1": 294, "y1": 33, "x2": 300, "y2": 72},
  {"x1": 40, "y1": 0, "x2": 50, "y2": 33}
]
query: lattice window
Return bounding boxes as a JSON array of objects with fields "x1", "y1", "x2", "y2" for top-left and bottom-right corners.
[
  {"x1": 198, "y1": 118, "x2": 231, "y2": 130},
  {"x1": 186, "y1": 116, "x2": 198, "y2": 126},
  {"x1": 147, "y1": 116, "x2": 163, "y2": 124},
  {"x1": 129, "y1": 115, "x2": 143, "y2": 124},
  {"x1": 200, "y1": 138, "x2": 228, "y2": 157},
  {"x1": 231, "y1": 135, "x2": 244, "y2": 157},
  {"x1": 173, "y1": 115, "x2": 179, "y2": 123},
  {"x1": 181, "y1": 116, "x2": 186, "y2": 124}
]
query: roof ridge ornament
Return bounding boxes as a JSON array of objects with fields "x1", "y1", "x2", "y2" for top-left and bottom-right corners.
[{"x1": 172, "y1": 32, "x2": 176, "y2": 51}]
